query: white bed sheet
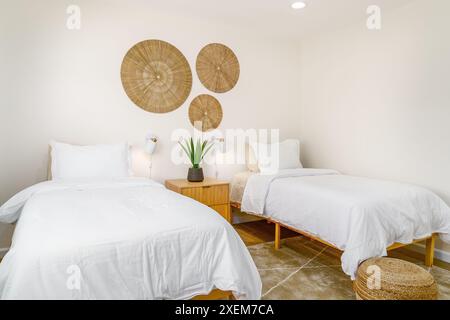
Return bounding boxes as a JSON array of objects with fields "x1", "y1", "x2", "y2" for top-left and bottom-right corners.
[
  {"x1": 241, "y1": 169, "x2": 450, "y2": 279},
  {"x1": 0, "y1": 178, "x2": 261, "y2": 300}
]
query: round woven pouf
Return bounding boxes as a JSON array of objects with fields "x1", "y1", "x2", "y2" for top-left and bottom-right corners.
[
  {"x1": 121, "y1": 40, "x2": 192, "y2": 114},
  {"x1": 354, "y1": 257, "x2": 438, "y2": 300}
]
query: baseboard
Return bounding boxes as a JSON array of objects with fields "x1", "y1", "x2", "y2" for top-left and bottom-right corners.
[
  {"x1": 409, "y1": 243, "x2": 450, "y2": 264},
  {"x1": 0, "y1": 247, "x2": 9, "y2": 259}
]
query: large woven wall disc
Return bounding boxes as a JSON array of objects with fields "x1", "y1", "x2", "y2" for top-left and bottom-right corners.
[
  {"x1": 121, "y1": 40, "x2": 192, "y2": 113},
  {"x1": 189, "y1": 94, "x2": 223, "y2": 132},
  {"x1": 196, "y1": 43, "x2": 240, "y2": 93}
]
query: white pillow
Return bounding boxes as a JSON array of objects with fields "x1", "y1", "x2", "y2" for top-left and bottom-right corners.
[
  {"x1": 50, "y1": 141, "x2": 131, "y2": 180},
  {"x1": 251, "y1": 139, "x2": 303, "y2": 174}
]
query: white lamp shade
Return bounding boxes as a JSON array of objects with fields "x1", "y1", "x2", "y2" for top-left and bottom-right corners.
[{"x1": 145, "y1": 140, "x2": 157, "y2": 155}]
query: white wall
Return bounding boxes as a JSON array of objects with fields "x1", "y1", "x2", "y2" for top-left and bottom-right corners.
[
  {"x1": 0, "y1": 0, "x2": 302, "y2": 247},
  {"x1": 299, "y1": 0, "x2": 450, "y2": 252}
]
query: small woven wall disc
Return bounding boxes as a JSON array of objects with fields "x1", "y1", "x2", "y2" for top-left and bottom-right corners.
[
  {"x1": 196, "y1": 43, "x2": 240, "y2": 93},
  {"x1": 189, "y1": 94, "x2": 223, "y2": 132},
  {"x1": 121, "y1": 40, "x2": 192, "y2": 113}
]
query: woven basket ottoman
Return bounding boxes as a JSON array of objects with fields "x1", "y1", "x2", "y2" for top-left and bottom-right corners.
[{"x1": 354, "y1": 257, "x2": 438, "y2": 300}]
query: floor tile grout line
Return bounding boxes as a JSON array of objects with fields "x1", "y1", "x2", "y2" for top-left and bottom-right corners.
[
  {"x1": 262, "y1": 247, "x2": 327, "y2": 298},
  {"x1": 258, "y1": 265, "x2": 341, "y2": 272},
  {"x1": 258, "y1": 267, "x2": 299, "y2": 272},
  {"x1": 302, "y1": 264, "x2": 342, "y2": 269}
]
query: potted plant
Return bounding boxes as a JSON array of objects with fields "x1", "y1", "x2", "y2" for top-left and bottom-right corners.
[{"x1": 179, "y1": 138, "x2": 214, "y2": 182}]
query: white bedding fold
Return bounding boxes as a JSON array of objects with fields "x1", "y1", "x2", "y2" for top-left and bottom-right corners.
[
  {"x1": 241, "y1": 169, "x2": 450, "y2": 279},
  {"x1": 0, "y1": 178, "x2": 262, "y2": 299}
]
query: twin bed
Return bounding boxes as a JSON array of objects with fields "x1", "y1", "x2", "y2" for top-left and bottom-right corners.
[
  {"x1": 0, "y1": 178, "x2": 262, "y2": 299},
  {"x1": 231, "y1": 168, "x2": 450, "y2": 279},
  {"x1": 0, "y1": 142, "x2": 262, "y2": 300}
]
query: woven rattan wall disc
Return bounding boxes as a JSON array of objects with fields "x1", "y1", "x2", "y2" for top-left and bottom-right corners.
[
  {"x1": 196, "y1": 43, "x2": 240, "y2": 93},
  {"x1": 121, "y1": 40, "x2": 192, "y2": 113},
  {"x1": 189, "y1": 94, "x2": 223, "y2": 132}
]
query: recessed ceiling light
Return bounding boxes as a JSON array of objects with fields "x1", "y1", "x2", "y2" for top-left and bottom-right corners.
[{"x1": 291, "y1": 2, "x2": 306, "y2": 10}]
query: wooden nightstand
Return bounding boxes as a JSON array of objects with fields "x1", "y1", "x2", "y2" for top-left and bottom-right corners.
[{"x1": 165, "y1": 178, "x2": 232, "y2": 223}]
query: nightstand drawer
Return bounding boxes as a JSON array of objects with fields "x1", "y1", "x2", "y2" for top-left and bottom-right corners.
[
  {"x1": 165, "y1": 178, "x2": 232, "y2": 224},
  {"x1": 181, "y1": 184, "x2": 229, "y2": 206}
]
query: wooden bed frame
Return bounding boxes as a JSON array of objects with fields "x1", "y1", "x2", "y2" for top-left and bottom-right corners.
[
  {"x1": 193, "y1": 289, "x2": 234, "y2": 300},
  {"x1": 231, "y1": 202, "x2": 436, "y2": 267}
]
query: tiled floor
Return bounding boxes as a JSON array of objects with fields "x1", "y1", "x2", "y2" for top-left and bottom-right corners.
[{"x1": 236, "y1": 220, "x2": 450, "y2": 300}]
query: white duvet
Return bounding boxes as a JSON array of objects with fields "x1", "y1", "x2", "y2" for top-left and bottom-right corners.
[
  {"x1": 242, "y1": 169, "x2": 450, "y2": 279},
  {"x1": 0, "y1": 178, "x2": 261, "y2": 300}
]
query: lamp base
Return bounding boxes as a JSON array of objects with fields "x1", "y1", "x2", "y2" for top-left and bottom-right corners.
[{"x1": 187, "y1": 168, "x2": 204, "y2": 182}]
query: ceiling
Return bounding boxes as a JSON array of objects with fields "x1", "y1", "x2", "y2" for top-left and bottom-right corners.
[{"x1": 145, "y1": 0, "x2": 415, "y2": 39}]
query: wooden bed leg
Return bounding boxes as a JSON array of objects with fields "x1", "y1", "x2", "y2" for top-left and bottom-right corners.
[
  {"x1": 275, "y1": 223, "x2": 281, "y2": 250},
  {"x1": 425, "y1": 235, "x2": 435, "y2": 267}
]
